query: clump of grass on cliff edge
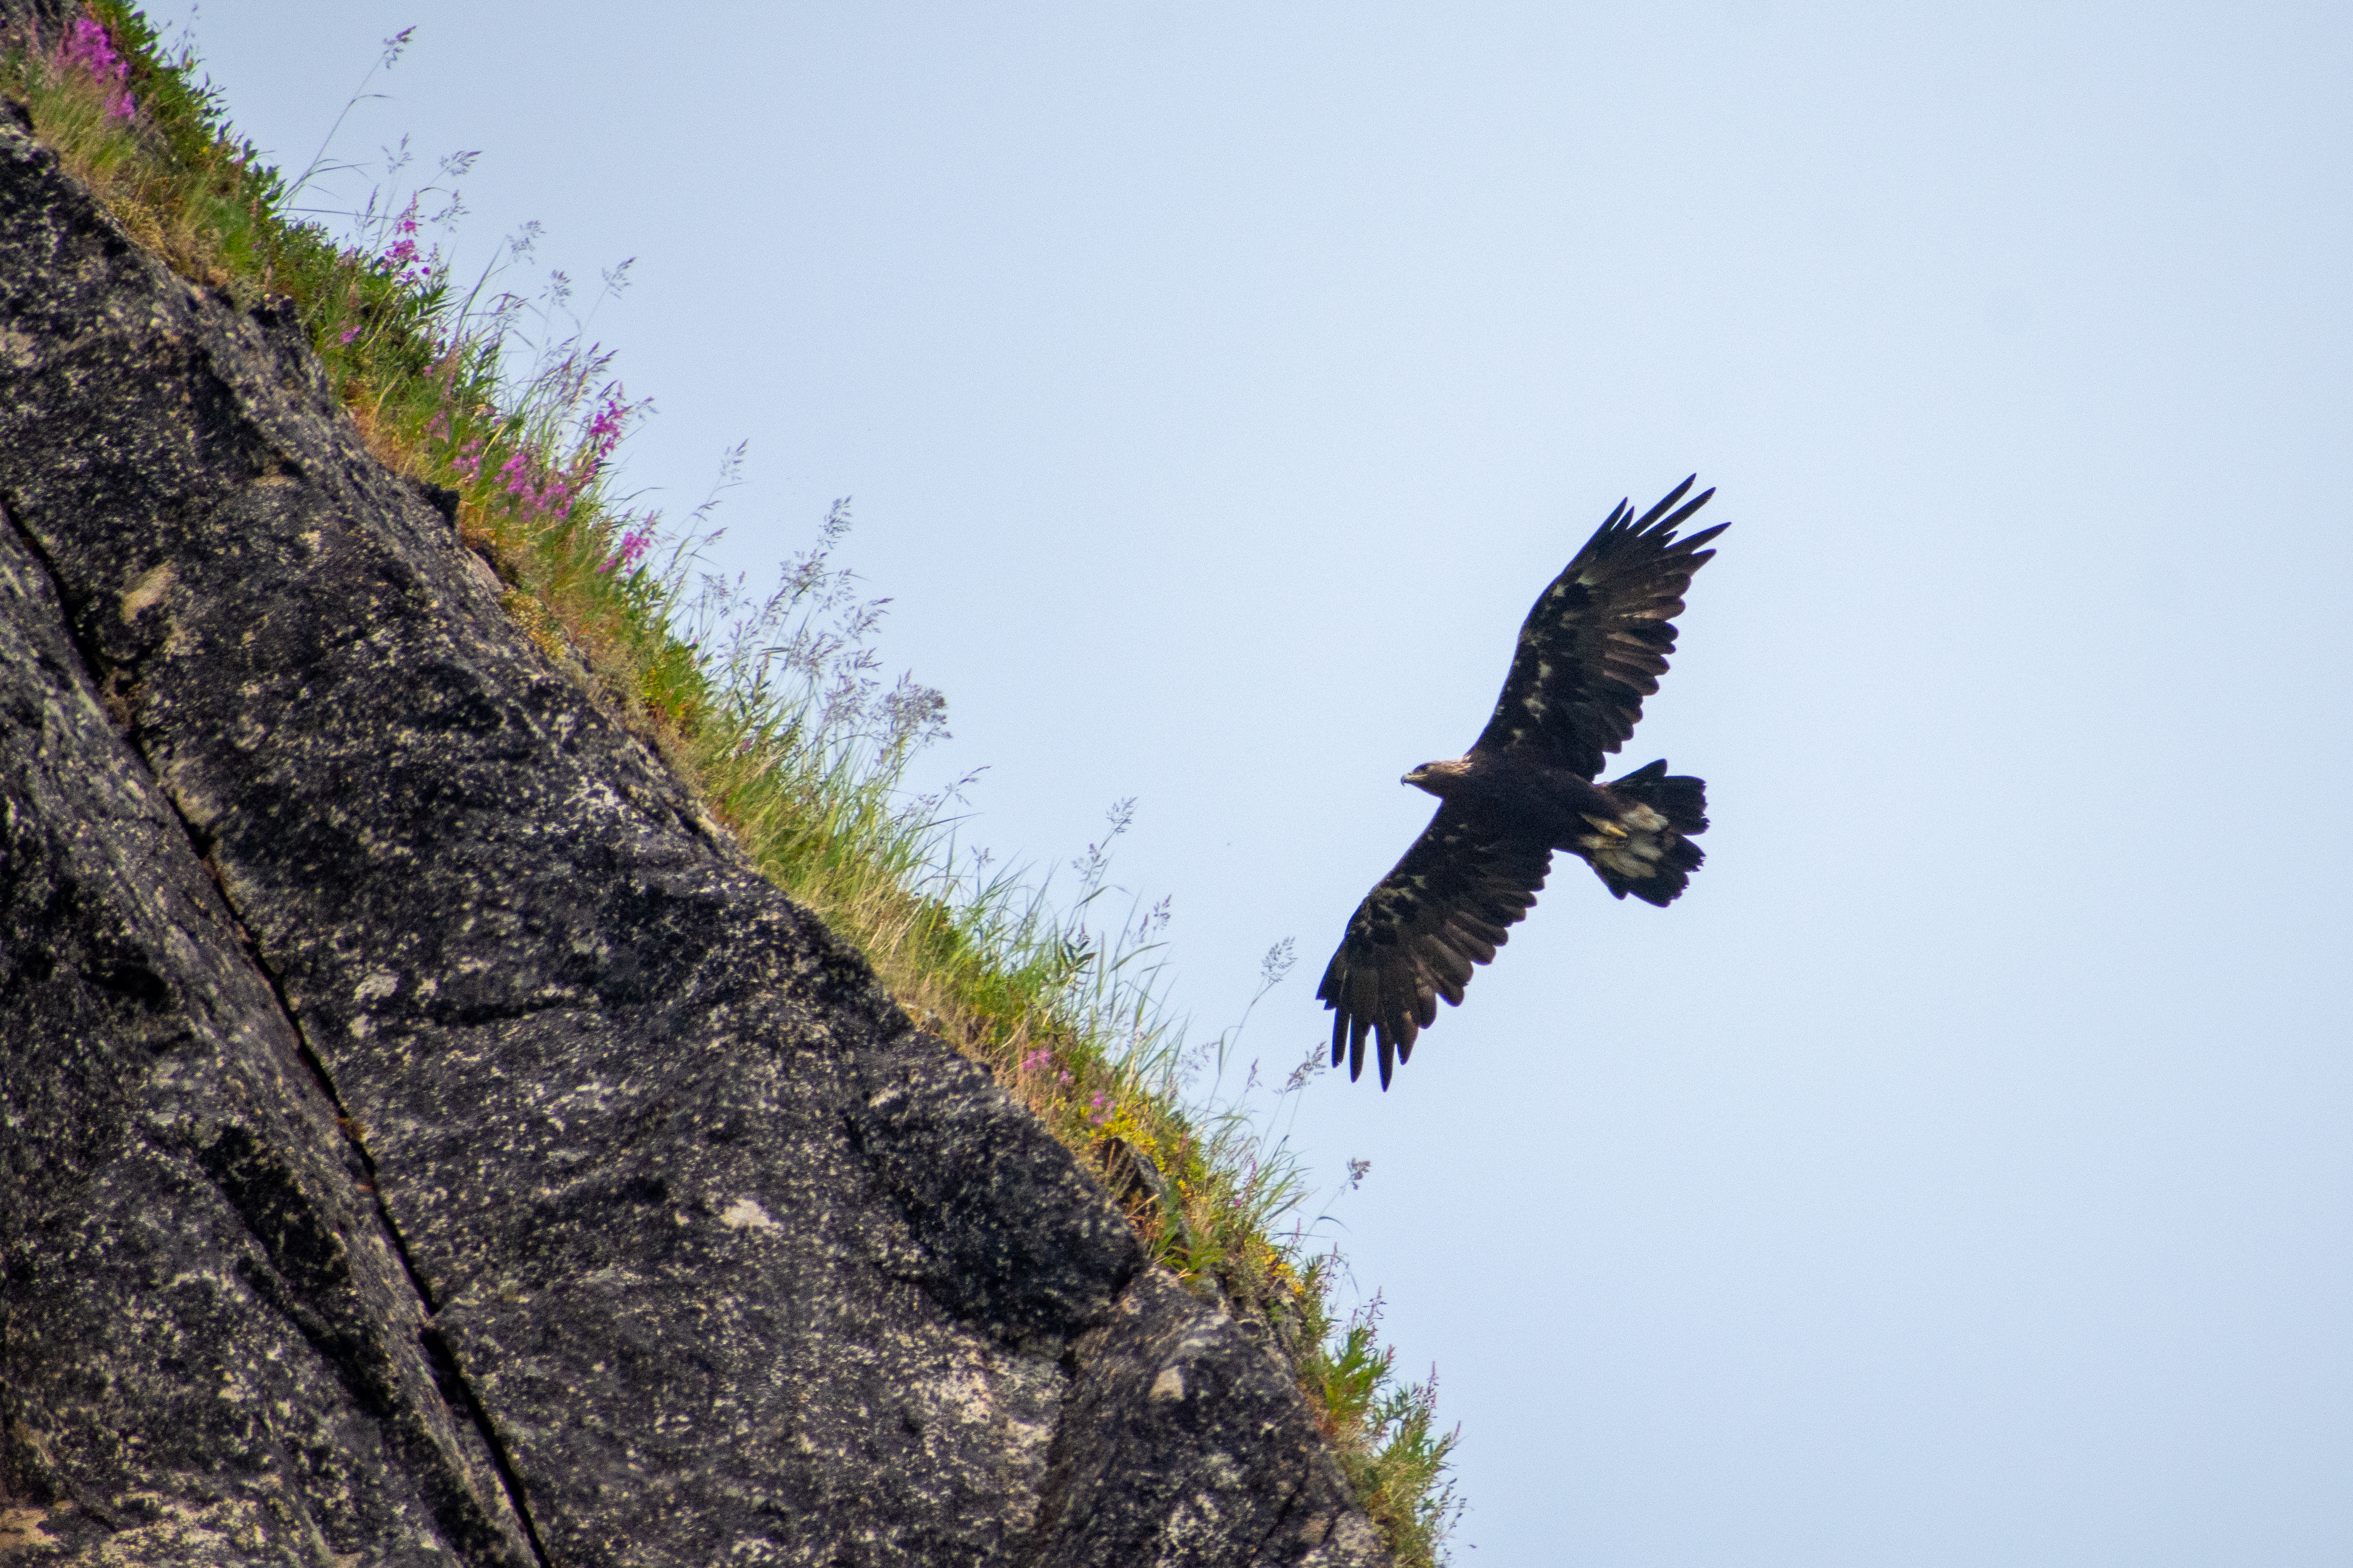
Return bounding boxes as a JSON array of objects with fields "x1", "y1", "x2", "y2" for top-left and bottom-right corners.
[{"x1": 2, "y1": 10, "x2": 1462, "y2": 1561}]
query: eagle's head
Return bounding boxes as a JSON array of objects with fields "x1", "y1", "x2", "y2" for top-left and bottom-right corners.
[{"x1": 1402, "y1": 757, "x2": 1471, "y2": 799}]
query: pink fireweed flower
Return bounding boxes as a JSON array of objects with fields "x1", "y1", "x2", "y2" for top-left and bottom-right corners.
[
  {"x1": 372, "y1": 202, "x2": 435, "y2": 287},
  {"x1": 1019, "y1": 1048, "x2": 1053, "y2": 1074},
  {"x1": 57, "y1": 18, "x2": 135, "y2": 120},
  {"x1": 567, "y1": 383, "x2": 640, "y2": 494},
  {"x1": 600, "y1": 527, "x2": 653, "y2": 575},
  {"x1": 582, "y1": 385, "x2": 630, "y2": 459},
  {"x1": 339, "y1": 323, "x2": 360, "y2": 344},
  {"x1": 491, "y1": 448, "x2": 577, "y2": 522},
  {"x1": 1085, "y1": 1092, "x2": 1113, "y2": 1127}
]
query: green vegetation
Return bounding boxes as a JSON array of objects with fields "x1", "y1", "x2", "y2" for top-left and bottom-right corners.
[
  {"x1": 1297, "y1": 1264, "x2": 1462, "y2": 1552},
  {"x1": 4, "y1": 10, "x2": 1460, "y2": 1560}
]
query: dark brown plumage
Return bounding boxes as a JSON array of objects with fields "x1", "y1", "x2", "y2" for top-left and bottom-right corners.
[{"x1": 1318, "y1": 476, "x2": 1728, "y2": 1088}]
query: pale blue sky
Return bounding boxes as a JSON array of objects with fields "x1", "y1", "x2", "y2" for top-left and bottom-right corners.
[{"x1": 160, "y1": 4, "x2": 2351, "y2": 1561}]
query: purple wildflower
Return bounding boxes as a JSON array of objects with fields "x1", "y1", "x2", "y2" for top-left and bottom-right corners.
[
  {"x1": 373, "y1": 199, "x2": 435, "y2": 287},
  {"x1": 1085, "y1": 1092, "x2": 1113, "y2": 1127},
  {"x1": 339, "y1": 323, "x2": 360, "y2": 345},
  {"x1": 492, "y1": 448, "x2": 567, "y2": 520},
  {"x1": 568, "y1": 382, "x2": 637, "y2": 492},
  {"x1": 600, "y1": 527, "x2": 653, "y2": 575},
  {"x1": 57, "y1": 18, "x2": 135, "y2": 121},
  {"x1": 582, "y1": 385, "x2": 629, "y2": 458},
  {"x1": 1019, "y1": 1048, "x2": 1054, "y2": 1074}
]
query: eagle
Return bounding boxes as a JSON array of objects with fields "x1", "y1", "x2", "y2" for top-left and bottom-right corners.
[{"x1": 1317, "y1": 476, "x2": 1727, "y2": 1089}]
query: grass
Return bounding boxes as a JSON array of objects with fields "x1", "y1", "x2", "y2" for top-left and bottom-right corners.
[{"x1": 3, "y1": 9, "x2": 1462, "y2": 1561}]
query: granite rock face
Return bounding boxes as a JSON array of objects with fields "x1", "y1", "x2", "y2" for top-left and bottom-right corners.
[{"x1": 0, "y1": 85, "x2": 1385, "y2": 1568}]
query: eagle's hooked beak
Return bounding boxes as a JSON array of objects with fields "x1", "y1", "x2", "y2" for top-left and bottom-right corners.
[
  {"x1": 1402, "y1": 762, "x2": 1455, "y2": 798},
  {"x1": 1402, "y1": 758, "x2": 1468, "y2": 799}
]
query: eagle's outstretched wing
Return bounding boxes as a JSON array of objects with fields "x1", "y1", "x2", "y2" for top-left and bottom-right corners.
[
  {"x1": 1315, "y1": 805, "x2": 1553, "y2": 1088},
  {"x1": 1471, "y1": 476, "x2": 1727, "y2": 778}
]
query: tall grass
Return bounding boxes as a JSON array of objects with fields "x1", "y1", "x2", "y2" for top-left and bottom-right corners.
[{"x1": 3, "y1": 9, "x2": 1461, "y2": 1560}]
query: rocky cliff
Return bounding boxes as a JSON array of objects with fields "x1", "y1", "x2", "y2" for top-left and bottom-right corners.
[{"x1": 0, "y1": 47, "x2": 1387, "y2": 1568}]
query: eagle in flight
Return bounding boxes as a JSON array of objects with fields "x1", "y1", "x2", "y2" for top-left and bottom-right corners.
[{"x1": 1318, "y1": 476, "x2": 1727, "y2": 1088}]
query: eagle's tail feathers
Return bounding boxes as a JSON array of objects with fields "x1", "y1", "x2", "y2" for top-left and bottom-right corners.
[
  {"x1": 1575, "y1": 760, "x2": 1711, "y2": 906},
  {"x1": 1609, "y1": 757, "x2": 1708, "y2": 833}
]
